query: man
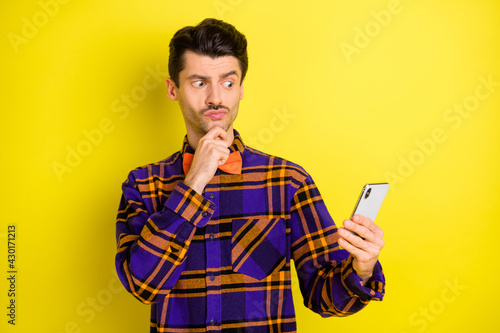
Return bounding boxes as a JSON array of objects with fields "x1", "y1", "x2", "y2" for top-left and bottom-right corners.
[{"x1": 115, "y1": 18, "x2": 385, "y2": 332}]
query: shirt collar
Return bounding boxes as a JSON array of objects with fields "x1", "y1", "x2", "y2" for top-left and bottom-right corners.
[{"x1": 181, "y1": 129, "x2": 246, "y2": 157}]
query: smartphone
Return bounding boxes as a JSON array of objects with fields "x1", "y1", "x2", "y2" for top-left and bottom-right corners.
[{"x1": 349, "y1": 183, "x2": 390, "y2": 236}]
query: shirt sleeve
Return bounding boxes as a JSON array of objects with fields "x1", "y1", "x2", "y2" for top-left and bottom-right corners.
[
  {"x1": 115, "y1": 171, "x2": 215, "y2": 304},
  {"x1": 290, "y1": 174, "x2": 385, "y2": 317}
]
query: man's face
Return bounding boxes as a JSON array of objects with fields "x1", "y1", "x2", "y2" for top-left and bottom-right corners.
[{"x1": 167, "y1": 50, "x2": 244, "y2": 139}]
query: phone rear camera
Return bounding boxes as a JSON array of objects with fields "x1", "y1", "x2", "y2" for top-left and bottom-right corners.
[{"x1": 365, "y1": 188, "x2": 371, "y2": 199}]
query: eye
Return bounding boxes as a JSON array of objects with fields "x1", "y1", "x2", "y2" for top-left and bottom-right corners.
[
  {"x1": 192, "y1": 80, "x2": 205, "y2": 88},
  {"x1": 223, "y1": 81, "x2": 234, "y2": 88}
]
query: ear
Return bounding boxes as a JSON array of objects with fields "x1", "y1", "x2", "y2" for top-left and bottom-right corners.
[
  {"x1": 166, "y1": 78, "x2": 179, "y2": 101},
  {"x1": 239, "y1": 78, "x2": 245, "y2": 100}
]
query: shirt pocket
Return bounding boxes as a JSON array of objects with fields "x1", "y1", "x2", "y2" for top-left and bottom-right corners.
[{"x1": 231, "y1": 218, "x2": 287, "y2": 280}]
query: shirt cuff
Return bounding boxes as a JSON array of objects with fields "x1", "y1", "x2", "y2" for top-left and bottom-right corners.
[
  {"x1": 341, "y1": 255, "x2": 385, "y2": 301},
  {"x1": 163, "y1": 181, "x2": 215, "y2": 228}
]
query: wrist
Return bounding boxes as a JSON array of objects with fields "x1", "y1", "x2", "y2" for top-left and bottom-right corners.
[
  {"x1": 352, "y1": 258, "x2": 374, "y2": 285},
  {"x1": 358, "y1": 272, "x2": 373, "y2": 285},
  {"x1": 183, "y1": 175, "x2": 204, "y2": 195}
]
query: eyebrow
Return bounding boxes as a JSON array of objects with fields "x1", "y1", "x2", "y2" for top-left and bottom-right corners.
[
  {"x1": 220, "y1": 70, "x2": 239, "y2": 79},
  {"x1": 186, "y1": 70, "x2": 239, "y2": 81}
]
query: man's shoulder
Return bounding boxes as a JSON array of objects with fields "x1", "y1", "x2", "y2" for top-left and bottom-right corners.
[
  {"x1": 244, "y1": 145, "x2": 310, "y2": 181},
  {"x1": 125, "y1": 150, "x2": 183, "y2": 182}
]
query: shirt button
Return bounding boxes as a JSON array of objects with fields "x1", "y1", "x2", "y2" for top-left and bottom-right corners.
[
  {"x1": 209, "y1": 233, "x2": 214, "y2": 241},
  {"x1": 208, "y1": 193, "x2": 215, "y2": 199},
  {"x1": 210, "y1": 275, "x2": 215, "y2": 281},
  {"x1": 202, "y1": 212, "x2": 208, "y2": 217},
  {"x1": 210, "y1": 318, "x2": 215, "y2": 325}
]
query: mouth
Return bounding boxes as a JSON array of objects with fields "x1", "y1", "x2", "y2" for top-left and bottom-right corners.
[{"x1": 203, "y1": 109, "x2": 228, "y2": 120}]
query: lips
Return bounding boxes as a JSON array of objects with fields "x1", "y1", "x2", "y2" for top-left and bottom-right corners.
[{"x1": 204, "y1": 109, "x2": 228, "y2": 120}]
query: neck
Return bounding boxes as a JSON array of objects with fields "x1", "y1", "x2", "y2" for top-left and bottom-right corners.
[{"x1": 187, "y1": 125, "x2": 234, "y2": 150}]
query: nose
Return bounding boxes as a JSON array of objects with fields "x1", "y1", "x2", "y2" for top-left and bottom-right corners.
[{"x1": 206, "y1": 83, "x2": 223, "y2": 106}]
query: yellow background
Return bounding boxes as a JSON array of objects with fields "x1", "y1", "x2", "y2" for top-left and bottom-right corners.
[{"x1": 1, "y1": 0, "x2": 499, "y2": 332}]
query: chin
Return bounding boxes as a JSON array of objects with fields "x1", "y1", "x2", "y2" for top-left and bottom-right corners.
[{"x1": 207, "y1": 122, "x2": 231, "y2": 132}]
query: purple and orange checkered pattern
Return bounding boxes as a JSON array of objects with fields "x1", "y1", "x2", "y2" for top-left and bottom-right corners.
[{"x1": 115, "y1": 130, "x2": 385, "y2": 332}]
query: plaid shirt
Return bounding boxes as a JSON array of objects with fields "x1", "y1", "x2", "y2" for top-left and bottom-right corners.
[{"x1": 115, "y1": 130, "x2": 385, "y2": 333}]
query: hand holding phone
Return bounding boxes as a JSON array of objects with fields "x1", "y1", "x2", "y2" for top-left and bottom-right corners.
[{"x1": 339, "y1": 183, "x2": 389, "y2": 283}]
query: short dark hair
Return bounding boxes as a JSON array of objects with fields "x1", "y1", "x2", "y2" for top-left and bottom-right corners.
[{"x1": 168, "y1": 18, "x2": 248, "y2": 88}]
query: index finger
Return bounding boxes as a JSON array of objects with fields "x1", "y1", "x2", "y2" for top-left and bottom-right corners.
[
  {"x1": 352, "y1": 214, "x2": 381, "y2": 234},
  {"x1": 205, "y1": 126, "x2": 228, "y2": 143}
]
